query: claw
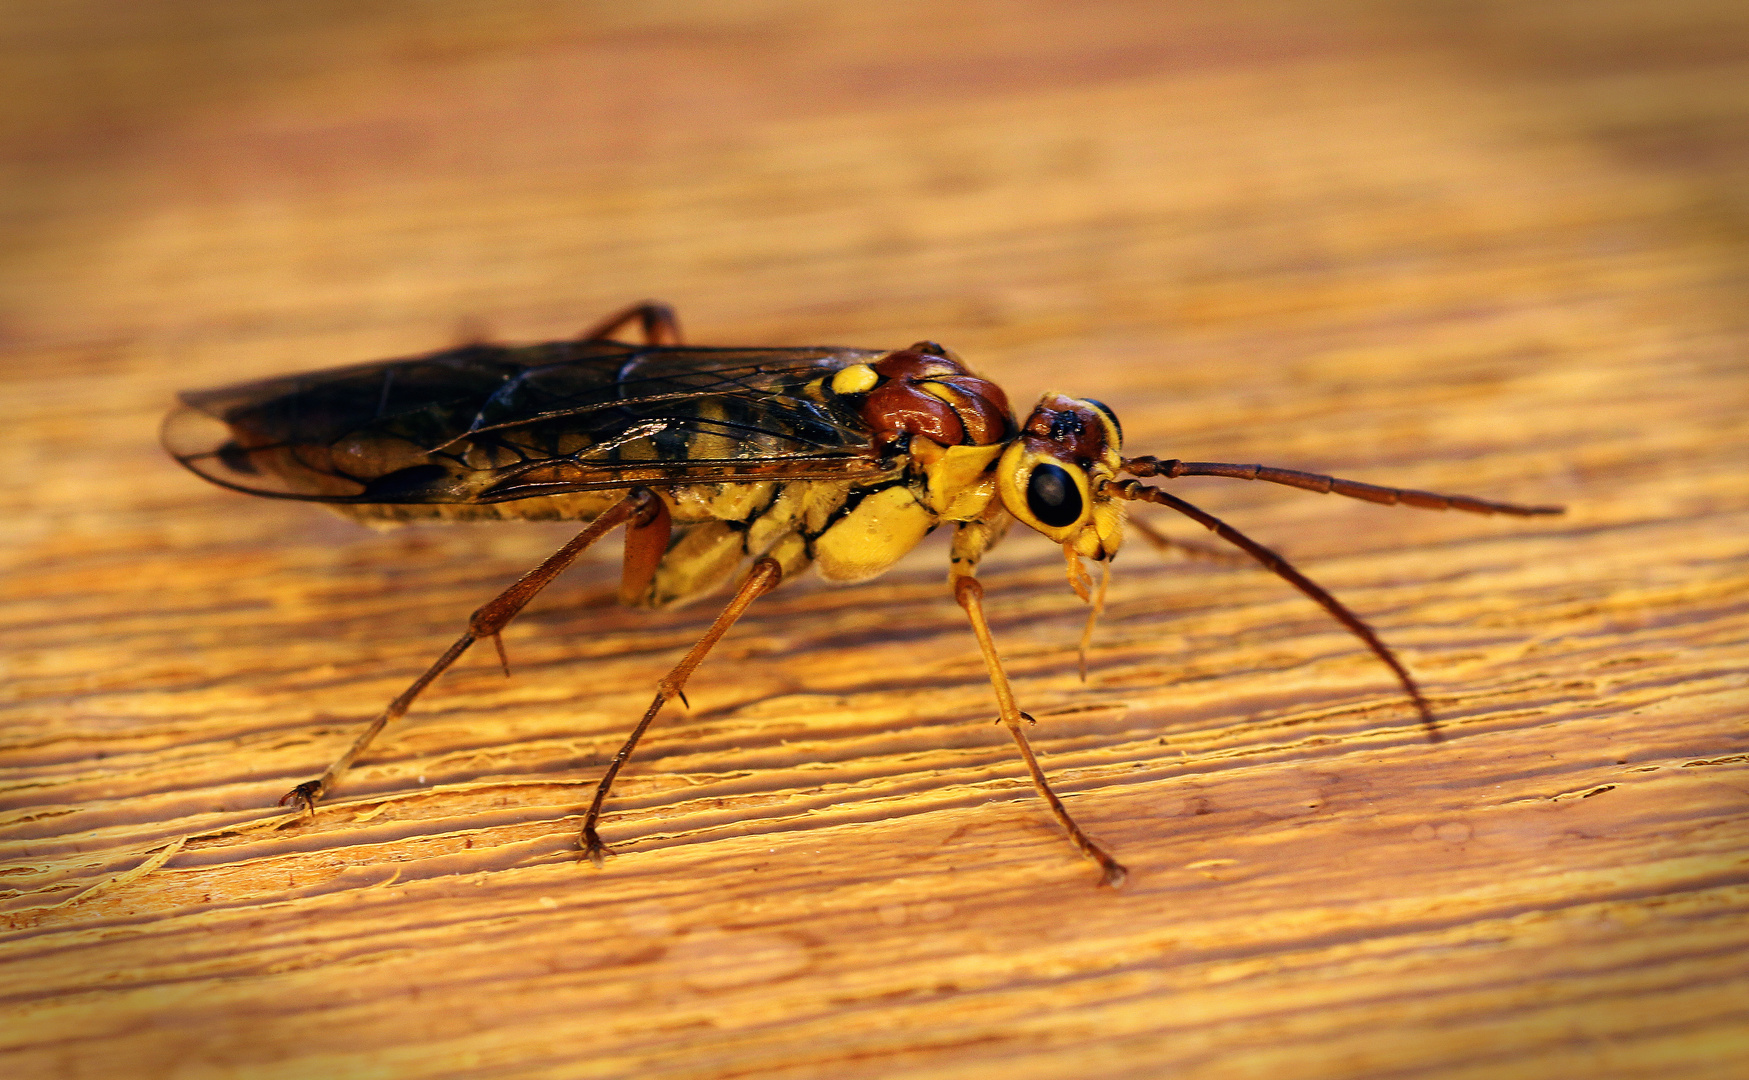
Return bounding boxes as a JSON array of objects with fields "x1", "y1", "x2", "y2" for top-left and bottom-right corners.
[
  {"x1": 1098, "y1": 861, "x2": 1129, "y2": 889},
  {"x1": 582, "y1": 829, "x2": 612, "y2": 869}
]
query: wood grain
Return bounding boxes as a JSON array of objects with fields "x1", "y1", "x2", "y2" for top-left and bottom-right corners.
[{"x1": 3, "y1": 2, "x2": 1747, "y2": 1078}]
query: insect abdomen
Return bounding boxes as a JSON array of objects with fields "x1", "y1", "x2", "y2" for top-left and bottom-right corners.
[{"x1": 328, "y1": 490, "x2": 628, "y2": 526}]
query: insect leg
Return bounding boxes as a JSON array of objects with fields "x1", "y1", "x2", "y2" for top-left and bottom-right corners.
[
  {"x1": 1107, "y1": 479, "x2": 1438, "y2": 739},
  {"x1": 578, "y1": 301, "x2": 684, "y2": 345},
  {"x1": 618, "y1": 491, "x2": 673, "y2": 603},
  {"x1": 581, "y1": 556, "x2": 783, "y2": 867},
  {"x1": 279, "y1": 490, "x2": 655, "y2": 815},
  {"x1": 954, "y1": 574, "x2": 1128, "y2": 888},
  {"x1": 1077, "y1": 557, "x2": 1112, "y2": 683},
  {"x1": 1123, "y1": 457, "x2": 1564, "y2": 517}
]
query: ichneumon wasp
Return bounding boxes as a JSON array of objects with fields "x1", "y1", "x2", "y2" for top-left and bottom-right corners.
[{"x1": 165, "y1": 302, "x2": 1563, "y2": 886}]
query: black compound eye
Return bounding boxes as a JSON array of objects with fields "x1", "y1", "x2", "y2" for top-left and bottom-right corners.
[{"x1": 1026, "y1": 463, "x2": 1083, "y2": 528}]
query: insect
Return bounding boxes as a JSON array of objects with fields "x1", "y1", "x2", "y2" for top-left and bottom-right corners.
[{"x1": 164, "y1": 301, "x2": 1563, "y2": 886}]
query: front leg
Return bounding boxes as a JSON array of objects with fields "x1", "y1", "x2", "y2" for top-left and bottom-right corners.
[{"x1": 949, "y1": 521, "x2": 1128, "y2": 888}]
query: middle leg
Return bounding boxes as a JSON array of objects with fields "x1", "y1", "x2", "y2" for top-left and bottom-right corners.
[{"x1": 581, "y1": 557, "x2": 783, "y2": 866}]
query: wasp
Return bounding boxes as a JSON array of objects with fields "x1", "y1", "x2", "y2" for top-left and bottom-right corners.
[{"x1": 164, "y1": 302, "x2": 1563, "y2": 886}]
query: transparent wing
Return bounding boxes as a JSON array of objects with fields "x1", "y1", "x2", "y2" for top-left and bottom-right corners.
[{"x1": 163, "y1": 341, "x2": 890, "y2": 503}]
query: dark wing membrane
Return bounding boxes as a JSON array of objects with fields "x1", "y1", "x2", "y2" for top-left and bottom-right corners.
[{"x1": 163, "y1": 341, "x2": 888, "y2": 503}]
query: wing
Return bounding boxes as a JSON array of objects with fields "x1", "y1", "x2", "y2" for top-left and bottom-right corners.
[{"x1": 163, "y1": 340, "x2": 892, "y2": 503}]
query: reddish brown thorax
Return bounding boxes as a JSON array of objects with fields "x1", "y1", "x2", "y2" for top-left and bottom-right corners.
[
  {"x1": 858, "y1": 346, "x2": 1012, "y2": 450},
  {"x1": 1019, "y1": 393, "x2": 1112, "y2": 467}
]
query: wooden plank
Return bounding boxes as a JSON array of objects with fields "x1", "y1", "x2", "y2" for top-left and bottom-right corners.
[{"x1": 3, "y1": 2, "x2": 1746, "y2": 1077}]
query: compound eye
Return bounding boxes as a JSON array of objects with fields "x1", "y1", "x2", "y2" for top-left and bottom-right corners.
[{"x1": 1026, "y1": 463, "x2": 1084, "y2": 528}]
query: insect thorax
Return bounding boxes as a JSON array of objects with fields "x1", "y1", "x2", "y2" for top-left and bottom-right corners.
[{"x1": 305, "y1": 342, "x2": 1026, "y2": 609}]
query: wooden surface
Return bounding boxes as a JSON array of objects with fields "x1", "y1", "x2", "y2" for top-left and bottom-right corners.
[{"x1": 4, "y1": 2, "x2": 1748, "y2": 1077}]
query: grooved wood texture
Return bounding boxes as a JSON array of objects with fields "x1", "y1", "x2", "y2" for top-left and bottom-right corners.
[{"x1": 3, "y1": 3, "x2": 1747, "y2": 1078}]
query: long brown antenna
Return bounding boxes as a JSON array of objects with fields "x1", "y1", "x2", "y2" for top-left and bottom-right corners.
[
  {"x1": 1123, "y1": 458, "x2": 1564, "y2": 517},
  {"x1": 1106, "y1": 479, "x2": 1438, "y2": 740}
]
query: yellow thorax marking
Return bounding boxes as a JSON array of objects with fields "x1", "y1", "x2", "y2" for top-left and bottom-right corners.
[
  {"x1": 908, "y1": 437, "x2": 1005, "y2": 520},
  {"x1": 830, "y1": 363, "x2": 879, "y2": 395}
]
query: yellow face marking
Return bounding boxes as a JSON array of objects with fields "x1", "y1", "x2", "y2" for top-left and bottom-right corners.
[
  {"x1": 1072, "y1": 526, "x2": 1104, "y2": 561},
  {"x1": 1091, "y1": 499, "x2": 1126, "y2": 560},
  {"x1": 996, "y1": 440, "x2": 1094, "y2": 543}
]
